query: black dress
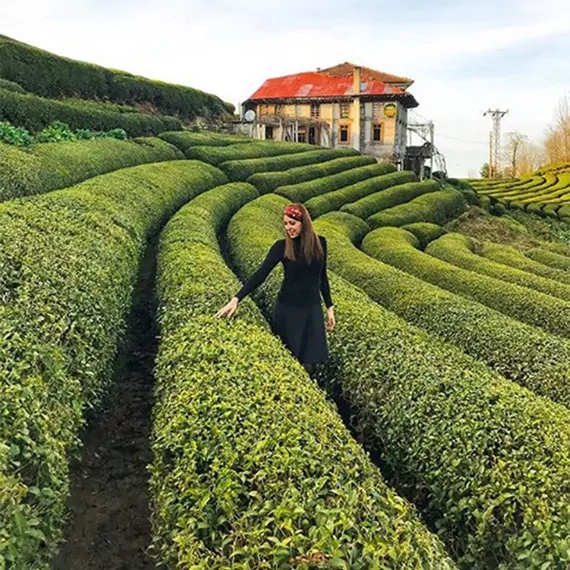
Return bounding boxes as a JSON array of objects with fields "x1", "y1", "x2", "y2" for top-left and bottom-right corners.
[{"x1": 235, "y1": 236, "x2": 333, "y2": 365}]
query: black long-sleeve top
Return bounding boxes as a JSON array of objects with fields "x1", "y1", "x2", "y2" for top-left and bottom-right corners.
[{"x1": 235, "y1": 236, "x2": 333, "y2": 308}]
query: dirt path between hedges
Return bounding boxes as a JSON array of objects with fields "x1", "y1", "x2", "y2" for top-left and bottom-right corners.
[{"x1": 54, "y1": 239, "x2": 160, "y2": 570}]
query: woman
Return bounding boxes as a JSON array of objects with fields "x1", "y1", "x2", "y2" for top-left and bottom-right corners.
[{"x1": 215, "y1": 203, "x2": 335, "y2": 374}]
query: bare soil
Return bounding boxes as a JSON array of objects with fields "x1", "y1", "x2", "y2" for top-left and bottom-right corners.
[{"x1": 54, "y1": 239, "x2": 160, "y2": 570}]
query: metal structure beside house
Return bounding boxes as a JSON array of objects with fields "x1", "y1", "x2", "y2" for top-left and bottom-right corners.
[{"x1": 240, "y1": 62, "x2": 420, "y2": 170}]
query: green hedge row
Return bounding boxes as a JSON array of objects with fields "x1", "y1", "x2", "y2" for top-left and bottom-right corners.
[
  {"x1": 340, "y1": 179, "x2": 439, "y2": 219},
  {"x1": 401, "y1": 222, "x2": 447, "y2": 249},
  {"x1": 226, "y1": 197, "x2": 570, "y2": 568},
  {"x1": 220, "y1": 148, "x2": 360, "y2": 182},
  {"x1": 527, "y1": 247, "x2": 570, "y2": 271},
  {"x1": 275, "y1": 162, "x2": 397, "y2": 202},
  {"x1": 0, "y1": 160, "x2": 227, "y2": 568},
  {"x1": 0, "y1": 78, "x2": 25, "y2": 93},
  {"x1": 420, "y1": 234, "x2": 570, "y2": 337},
  {"x1": 306, "y1": 171, "x2": 417, "y2": 218},
  {"x1": 480, "y1": 243, "x2": 570, "y2": 284},
  {"x1": 0, "y1": 35, "x2": 233, "y2": 119},
  {"x1": 158, "y1": 130, "x2": 253, "y2": 151},
  {"x1": 0, "y1": 137, "x2": 183, "y2": 201},
  {"x1": 0, "y1": 87, "x2": 182, "y2": 136},
  {"x1": 150, "y1": 184, "x2": 455, "y2": 569},
  {"x1": 367, "y1": 188, "x2": 467, "y2": 229},
  {"x1": 355, "y1": 223, "x2": 570, "y2": 407},
  {"x1": 426, "y1": 233, "x2": 570, "y2": 302},
  {"x1": 185, "y1": 141, "x2": 315, "y2": 165},
  {"x1": 247, "y1": 155, "x2": 377, "y2": 194}
]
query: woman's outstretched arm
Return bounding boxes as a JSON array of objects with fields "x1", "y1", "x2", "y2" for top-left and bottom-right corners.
[{"x1": 216, "y1": 240, "x2": 283, "y2": 318}]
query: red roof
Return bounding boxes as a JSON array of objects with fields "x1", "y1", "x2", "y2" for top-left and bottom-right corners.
[
  {"x1": 317, "y1": 62, "x2": 414, "y2": 87},
  {"x1": 248, "y1": 71, "x2": 408, "y2": 100}
]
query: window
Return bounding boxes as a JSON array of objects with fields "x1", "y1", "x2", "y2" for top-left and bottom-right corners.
[
  {"x1": 340, "y1": 102, "x2": 350, "y2": 119},
  {"x1": 310, "y1": 103, "x2": 320, "y2": 118},
  {"x1": 372, "y1": 123, "x2": 382, "y2": 143},
  {"x1": 275, "y1": 104, "x2": 284, "y2": 115},
  {"x1": 265, "y1": 126, "x2": 274, "y2": 140},
  {"x1": 339, "y1": 125, "x2": 350, "y2": 144},
  {"x1": 373, "y1": 102, "x2": 382, "y2": 118}
]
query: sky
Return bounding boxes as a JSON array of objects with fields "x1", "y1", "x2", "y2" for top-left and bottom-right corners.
[{"x1": 2, "y1": 0, "x2": 569, "y2": 177}]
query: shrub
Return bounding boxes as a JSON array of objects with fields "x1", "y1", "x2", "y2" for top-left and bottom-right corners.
[
  {"x1": 220, "y1": 148, "x2": 359, "y2": 181},
  {"x1": 367, "y1": 187, "x2": 467, "y2": 228},
  {"x1": 306, "y1": 171, "x2": 417, "y2": 218},
  {"x1": 185, "y1": 141, "x2": 314, "y2": 165},
  {"x1": 527, "y1": 248, "x2": 570, "y2": 271},
  {"x1": 0, "y1": 160, "x2": 227, "y2": 568},
  {"x1": 0, "y1": 34, "x2": 232, "y2": 119},
  {"x1": 481, "y1": 243, "x2": 570, "y2": 284},
  {"x1": 227, "y1": 196, "x2": 570, "y2": 568},
  {"x1": 355, "y1": 223, "x2": 570, "y2": 406},
  {"x1": 158, "y1": 130, "x2": 253, "y2": 151},
  {"x1": 248, "y1": 155, "x2": 377, "y2": 194},
  {"x1": 275, "y1": 162, "x2": 397, "y2": 202},
  {"x1": 0, "y1": 78, "x2": 25, "y2": 93},
  {"x1": 401, "y1": 222, "x2": 447, "y2": 249},
  {"x1": 427, "y1": 233, "x2": 570, "y2": 301},
  {"x1": 340, "y1": 179, "x2": 439, "y2": 219},
  {"x1": 0, "y1": 137, "x2": 183, "y2": 201},
  {"x1": 150, "y1": 184, "x2": 455, "y2": 569},
  {"x1": 0, "y1": 120, "x2": 34, "y2": 145},
  {"x1": 0, "y1": 87, "x2": 182, "y2": 136}
]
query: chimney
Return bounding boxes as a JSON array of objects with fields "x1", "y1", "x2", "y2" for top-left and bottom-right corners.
[{"x1": 352, "y1": 66, "x2": 361, "y2": 95}]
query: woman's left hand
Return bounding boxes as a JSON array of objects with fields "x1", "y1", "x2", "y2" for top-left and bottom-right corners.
[{"x1": 326, "y1": 307, "x2": 336, "y2": 332}]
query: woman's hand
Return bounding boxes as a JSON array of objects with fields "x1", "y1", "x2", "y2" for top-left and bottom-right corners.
[
  {"x1": 326, "y1": 306, "x2": 336, "y2": 332},
  {"x1": 215, "y1": 297, "x2": 239, "y2": 318}
]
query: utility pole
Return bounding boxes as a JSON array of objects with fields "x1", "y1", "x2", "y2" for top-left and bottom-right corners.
[{"x1": 483, "y1": 108, "x2": 509, "y2": 178}]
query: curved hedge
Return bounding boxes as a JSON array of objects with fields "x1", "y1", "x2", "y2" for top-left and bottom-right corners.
[
  {"x1": 365, "y1": 224, "x2": 570, "y2": 337},
  {"x1": 352, "y1": 224, "x2": 570, "y2": 406},
  {"x1": 306, "y1": 171, "x2": 417, "y2": 218},
  {"x1": 0, "y1": 78, "x2": 25, "y2": 93},
  {"x1": 247, "y1": 155, "x2": 377, "y2": 194},
  {"x1": 480, "y1": 243, "x2": 570, "y2": 284},
  {"x1": 0, "y1": 87, "x2": 182, "y2": 136},
  {"x1": 151, "y1": 184, "x2": 455, "y2": 569},
  {"x1": 367, "y1": 188, "x2": 467, "y2": 228},
  {"x1": 275, "y1": 162, "x2": 397, "y2": 202},
  {"x1": 185, "y1": 141, "x2": 314, "y2": 166},
  {"x1": 0, "y1": 137, "x2": 183, "y2": 201},
  {"x1": 527, "y1": 248, "x2": 570, "y2": 271},
  {"x1": 0, "y1": 160, "x2": 227, "y2": 569},
  {"x1": 340, "y1": 179, "x2": 440, "y2": 219},
  {"x1": 426, "y1": 233, "x2": 570, "y2": 302},
  {"x1": 226, "y1": 197, "x2": 570, "y2": 568},
  {"x1": 158, "y1": 130, "x2": 253, "y2": 151},
  {"x1": 401, "y1": 222, "x2": 447, "y2": 249},
  {"x1": 0, "y1": 34, "x2": 233, "y2": 119},
  {"x1": 220, "y1": 148, "x2": 360, "y2": 182}
]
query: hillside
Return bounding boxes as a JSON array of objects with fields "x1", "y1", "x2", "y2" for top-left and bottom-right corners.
[{"x1": 0, "y1": 34, "x2": 233, "y2": 125}]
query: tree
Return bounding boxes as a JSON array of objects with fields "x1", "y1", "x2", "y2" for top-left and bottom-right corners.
[
  {"x1": 480, "y1": 162, "x2": 490, "y2": 178},
  {"x1": 503, "y1": 132, "x2": 528, "y2": 178},
  {"x1": 544, "y1": 95, "x2": 570, "y2": 165}
]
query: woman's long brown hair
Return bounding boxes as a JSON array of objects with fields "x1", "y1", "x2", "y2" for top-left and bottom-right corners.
[{"x1": 283, "y1": 203, "x2": 324, "y2": 263}]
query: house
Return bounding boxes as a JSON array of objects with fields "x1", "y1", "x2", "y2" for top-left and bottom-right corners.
[{"x1": 242, "y1": 62, "x2": 419, "y2": 166}]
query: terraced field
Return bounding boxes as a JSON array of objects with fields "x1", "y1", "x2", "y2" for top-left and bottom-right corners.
[
  {"x1": 2, "y1": 131, "x2": 570, "y2": 570},
  {"x1": 463, "y1": 164, "x2": 570, "y2": 222}
]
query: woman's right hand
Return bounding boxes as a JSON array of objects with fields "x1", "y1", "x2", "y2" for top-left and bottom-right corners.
[{"x1": 215, "y1": 297, "x2": 239, "y2": 318}]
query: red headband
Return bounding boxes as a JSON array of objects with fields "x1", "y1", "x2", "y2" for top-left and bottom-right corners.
[{"x1": 284, "y1": 205, "x2": 303, "y2": 221}]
